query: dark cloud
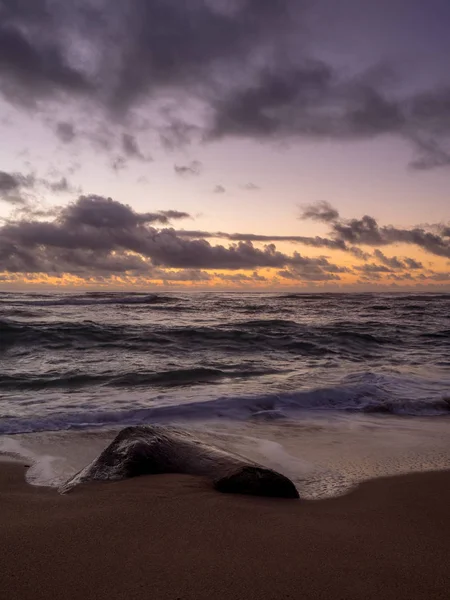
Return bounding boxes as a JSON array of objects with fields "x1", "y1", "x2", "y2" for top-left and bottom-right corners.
[
  {"x1": 174, "y1": 160, "x2": 202, "y2": 177},
  {"x1": 0, "y1": 193, "x2": 345, "y2": 279},
  {"x1": 354, "y1": 263, "x2": 393, "y2": 274},
  {"x1": 0, "y1": 17, "x2": 92, "y2": 107},
  {"x1": 0, "y1": 170, "x2": 22, "y2": 193},
  {"x1": 300, "y1": 201, "x2": 340, "y2": 223},
  {"x1": 213, "y1": 185, "x2": 226, "y2": 194},
  {"x1": 0, "y1": 170, "x2": 35, "y2": 205},
  {"x1": 372, "y1": 250, "x2": 406, "y2": 270},
  {"x1": 302, "y1": 202, "x2": 450, "y2": 258},
  {"x1": 59, "y1": 195, "x2": 190, "y2": 229},
  {"x1": 159, "y1": 119, "x2": 201, "y2": 151},
  {"x1": 44, "y1": 176, "x2": 79, "y2": 195},
  {"x1": 403, "y1": 257, "x2": 424, "y2": 270},
  {"x1": 348, "y1": 246, "x2": 370, "y2": 260},
  {"x1": 373, "y1": 249, "x2": 424, "y2": 271},
  {"x1": 173, "y1": 229, "x2": 347, "y2": 250},
  {"x1": 1, "y1": 1, "x2": 450, "y2": 167},
  {"x1": 425, "y1": 271, "x2": 450, "y2": 281},
  {"x1": 0, "y1": 0, "x2": 291, "y2": 107},
  {"x1": 0, "y1": 169, "x2": 78, "y2": 207}
]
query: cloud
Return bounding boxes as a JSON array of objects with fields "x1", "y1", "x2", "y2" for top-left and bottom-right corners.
[
  {"x1": 0, "y1": 15, "x2": 92, "y2": 107},
  {"x1": 301, "y1": 202, "x2": 450, "y2": 258},
  {"x1": 409, "y1": 138, "x2": 450, "y2": 171},
  {"x1": 0, "y1": 169, "x2": 79, "y2": 208},
  {"x1": 424, "y1": 271, "x2": 450, "y2": 281},
  {"x1": 59, "y1": 195, "x2": 190, "y2": 228},
  {"x1": 55, "y1": 121, "x2": 76, "y2": 143},
  {"x1": 354, "y1": 263, "x2": 393, "y2": 275},
  {"x1": 277, "y1": 254, "x2": 349, "y2": 282},
  {"x1": 348, "y1": 246, "x2": 370, "y2": 260},
  {"x1": 112, "y1": 157, "x2": 127, "y2": 173},
  {"x1": 300, "y1": 201, "x2": 340, "y2": 223},
  {"x1": 403, "y1": 257, "x2": 424, "y2": 270},
  {"x1": 242, "y1": 183, "x2": 260, "y2": 191},
  {"x1": 213, "y1": 185, "x2": 226, "y2": 194},
  {"x1": 174, "y1": 160, "x2": 202, "y2": 177},
  {"x1": 44, "y1": 176, "x2": 79, "y2": 195},
  {"x1": 122, "y1": 133, "x2": 150, "y2": 162},
  {"x1": 0, "y1": 170, "x2": 33, "y2": 205},
  {"x1": 373, "y1": 249, "x2": 424, "y2": 271},
  {"x1": 1, "y1": 1, "x2": 449, "y2": 168},
  {"x1": 173, "y1": 229, "x2": 346, "y2": 250},
  {"x1": 372, "y1": 250, "x2": 406, "y2": 270},
  {"x1": 217, "y1": 271, "x2": 267, "y2": 284},
  {"x1": 0, "y1": 193, "x2": 346, "y2": 279}
]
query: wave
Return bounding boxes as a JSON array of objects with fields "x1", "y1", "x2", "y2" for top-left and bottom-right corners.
[
  {"x1": 2, "y1": 316, "x2": 443, "y2": 358},
  {"x1": 1, "y1": 372, "x2": 449, "y2": 435},
  {"x1": 0, "y1": 366, "x2": 285, "y2": 391},
  {"x1": 5, "y1": 293, "x2": 179, "y2": 307}
]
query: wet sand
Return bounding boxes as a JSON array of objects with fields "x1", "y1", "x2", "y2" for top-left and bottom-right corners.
[{"x1": 1, "y1": 461, "x2": 449, "y2": 600}]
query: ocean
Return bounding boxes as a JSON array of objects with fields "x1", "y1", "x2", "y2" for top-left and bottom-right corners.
[{"x1": 1, "y1": 290, "x2": 450, "y2": 498}]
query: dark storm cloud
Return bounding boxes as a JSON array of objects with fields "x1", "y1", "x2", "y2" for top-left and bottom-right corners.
[
  {"x1": 60, "y1": 195, "x2": 190, "y2": 228},
  {"x1": 1, "y1": 1, "x2": 450, "y2": 167},
  {"x1": 0, "y1": 194, "x2": 346, "y2": 278},
  {"x1": 301, "y1": 202, "x2": 450, "y2": 258},
  {"x1": 174, "y1": 161, "x2": 202, "y2": 177},
  {"x1": 0, "y1": 13, "x2": 92, "y2": 106},
  {"x1": 0, "y1": 0, "x2": 291, "y2": 106}
]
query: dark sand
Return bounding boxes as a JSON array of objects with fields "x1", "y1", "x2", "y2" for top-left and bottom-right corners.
[{"x1": 1, "y1": 462, "x2": 450, "y2": 600}]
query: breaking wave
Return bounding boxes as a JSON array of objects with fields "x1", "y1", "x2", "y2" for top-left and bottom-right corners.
[{"x1": 1, "y1": 372, "x2": 449, "y2": 435}]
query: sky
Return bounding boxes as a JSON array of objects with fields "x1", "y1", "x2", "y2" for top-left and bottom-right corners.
[{"x1": 0, "y1": 0, "x2": 449, "y2": 291}]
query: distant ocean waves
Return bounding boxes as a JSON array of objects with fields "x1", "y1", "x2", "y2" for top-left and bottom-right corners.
[{"x1": 2, "y1": 316, "x2": 449, "y2": 357}]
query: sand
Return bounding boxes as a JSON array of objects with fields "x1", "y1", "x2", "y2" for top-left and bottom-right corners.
[{"x1": 1, "y1": 462, "x2": 449, "y2": 600}]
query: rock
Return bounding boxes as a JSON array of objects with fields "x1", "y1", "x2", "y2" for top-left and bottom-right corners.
[{"x1": 60, "y1": 425, "x2": 299, "y2": 499}]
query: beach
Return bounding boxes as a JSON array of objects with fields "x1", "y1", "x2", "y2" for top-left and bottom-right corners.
[{"x1": 1, "y1": 461, "x2": 449, "y2": 600}]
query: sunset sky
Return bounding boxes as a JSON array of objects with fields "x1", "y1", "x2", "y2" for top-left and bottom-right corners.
[{"x1": 0, "y1": 0, "x2": 449, "y2": 291}]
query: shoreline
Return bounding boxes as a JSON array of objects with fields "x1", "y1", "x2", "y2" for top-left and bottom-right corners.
[{"x1": 1, "y1": 461, "x2": 450, "y2": 599}]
